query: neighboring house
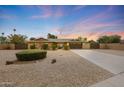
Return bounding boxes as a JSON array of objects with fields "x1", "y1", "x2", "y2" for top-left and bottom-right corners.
[{"x1": 27, "y1": 38, "x2": 83, "y2": 49}]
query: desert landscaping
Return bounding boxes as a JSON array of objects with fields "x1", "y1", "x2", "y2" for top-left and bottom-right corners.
[
  {"x1": 0, "y1": 50, "x2": 114, "y2": 87},
  {"x1": 0, "y1": 5, "x2": 124, "y2": 87},
  {"x1": 0, "y1": 32, "x2": 124, "y2": 87}
]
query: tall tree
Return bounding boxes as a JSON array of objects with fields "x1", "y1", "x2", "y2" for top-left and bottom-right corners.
[
  {"x1": 13, "y1": 28, "x2": 16, "y2": 35},
  {"x1": 1, "y1": 32, "x2": 4, "y2": 36}
]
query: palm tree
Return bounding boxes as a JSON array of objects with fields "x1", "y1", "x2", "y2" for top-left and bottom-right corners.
[
  {"x1": 13, "y1": 28, "x2": 16, "y2": 35},
  {"x1": 1, "y1": 32, "x2": 4, "y2": 36},
  {"x1": 1, "y1": 32, "x2": 5, "y2": 44}
]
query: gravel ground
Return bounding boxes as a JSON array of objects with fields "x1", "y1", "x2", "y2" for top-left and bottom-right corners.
[{"x1": 0, "y1": 50, "x2": 113, "y2": 87}]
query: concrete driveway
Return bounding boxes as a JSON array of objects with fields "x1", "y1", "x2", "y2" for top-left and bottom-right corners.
[
  {"x1": 71, "y1": 49, "x2": 124, "y2": 86},
  {"x1": 71, "y1": 50, "x2": 124, "y2": 74}
]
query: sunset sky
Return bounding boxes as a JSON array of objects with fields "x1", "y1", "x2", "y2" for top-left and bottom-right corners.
[{"x1": 0, "y1": 5, "x2": 124, "y2": 40}]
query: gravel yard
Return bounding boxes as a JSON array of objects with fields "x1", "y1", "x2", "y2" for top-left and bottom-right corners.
[{"x1": 0, "y1": 50, "x2": 113, "y2": 87}]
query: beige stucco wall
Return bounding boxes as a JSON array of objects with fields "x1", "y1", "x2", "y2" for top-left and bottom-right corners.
[
  {"x1": 83, "y1": 43, "x2": 90, "y2": 49},
  {"x1": 100, "y1": 43, "x2": 124, "y2": 50},
  {"x1": 0, "y1": 44, "x2": 15, "y2": 50}
]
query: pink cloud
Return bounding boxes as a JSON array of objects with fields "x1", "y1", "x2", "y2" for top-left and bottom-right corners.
[
  {"x1": 57, "y1": 6, "x2": 119, "y2": 38},
  {"x1": 31, "y1": 6, "x2": 64, "y2": 19},
  {"x1": 75, "y1": 6, "x2": 114, "y2": 25},
  {"x1": 54, "y1": 7, "x2": 64, "y2": 17},
  {"x1": 58, "y1": 33, "x2": 80, "y2": 39},
  {"x1": 31, "y1": 6, "x2": 52, "y2": 19},
  {"x1": 58, "y1": 31, "x2": 124, "y2": 41},
  {"x1": 104, "y1": 31, "x2": 124, "y2": 38}
]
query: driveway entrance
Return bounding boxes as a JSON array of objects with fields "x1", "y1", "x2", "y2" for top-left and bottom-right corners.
[{"x1": 71, "y1": 50, "x2": 124, "y2": 74}]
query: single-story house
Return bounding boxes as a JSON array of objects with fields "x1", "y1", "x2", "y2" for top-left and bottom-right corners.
[{"x1": 27, "y1": 38, "x2": 83, "y2": 49}]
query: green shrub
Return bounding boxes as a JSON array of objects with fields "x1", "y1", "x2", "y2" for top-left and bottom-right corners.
[
  {"x1": 63, "y1": 44, "x2": 70, "y2": 50},
  {"x1": 42, "y1": 44, "x2": 49, "y2": 50},
  {"x1": 51, "y1": 43, "x2": 57, "y2": 50},
  {"x1": 30, "y1": 44, "x2": 36, "y2": 49},
  {"x1": 16, "y1": 50, "x2": 47, "y2": 61}
]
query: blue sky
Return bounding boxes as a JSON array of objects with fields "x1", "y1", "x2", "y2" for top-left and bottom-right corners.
[{"x1": 0, "y1": 5, "x2": 124, "y2": 40}]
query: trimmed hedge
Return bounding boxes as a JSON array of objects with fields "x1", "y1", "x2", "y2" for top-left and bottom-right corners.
[{"x1": 16, "y1": 50, "x2": 47, "y2": 61}]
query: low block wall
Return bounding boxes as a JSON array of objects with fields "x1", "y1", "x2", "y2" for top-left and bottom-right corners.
[
  {"x1": 0, "y1": 44, "x2": 15, "y2": 50},
  {"x1": 100, "y1": 43, "x2": 124, "y2": 50}
]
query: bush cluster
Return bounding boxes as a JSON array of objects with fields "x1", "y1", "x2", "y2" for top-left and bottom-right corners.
[
  {"x1": 16, "y1": 50, "x2": 47, "y2": 61},
  {"x1": 97, "y1": 35, "x2": 121, "y2": 43}
]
